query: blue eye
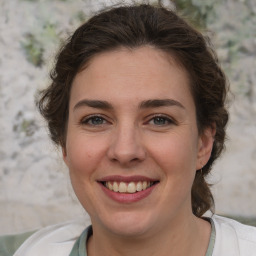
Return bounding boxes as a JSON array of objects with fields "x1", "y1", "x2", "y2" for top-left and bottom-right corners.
[
  {"x1": 82, "y1": 116, "x2": 106, "y2": 126},
  {"x1": 149, "y1": 116, "x2": 173, "y2": 126},
  {"x1": 153, "y1": 117, "x2": 168, "y2": 125}
]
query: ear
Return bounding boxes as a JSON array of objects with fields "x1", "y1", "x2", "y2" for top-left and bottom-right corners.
[{"x1": 196, "y1": 124, "x2": 216, "y2": 170}]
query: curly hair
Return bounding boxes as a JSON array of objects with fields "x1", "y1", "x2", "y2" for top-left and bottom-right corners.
[{"x1": 37, "y1": 4, "x2": 229, "y2": 217}]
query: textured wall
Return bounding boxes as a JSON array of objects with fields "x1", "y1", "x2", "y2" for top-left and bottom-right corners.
[{"x1": 0, "y1": 0, "x2": 255, "y2": 234}]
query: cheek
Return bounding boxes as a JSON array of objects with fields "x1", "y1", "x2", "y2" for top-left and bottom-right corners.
[
  {"x1": 146, "y1": 131, "x2": 198, "y2": 172},
  {"x1": 65, "y1": 134, "x2": 108, "y2": 212},
  {"x1": 65, "y1": 133, "x2": 107, "y2": 178}
]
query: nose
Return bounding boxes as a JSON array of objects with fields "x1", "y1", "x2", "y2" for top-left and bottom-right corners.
[{"x1": 107, "y1": 123, "x2": 146, "y2": 166}]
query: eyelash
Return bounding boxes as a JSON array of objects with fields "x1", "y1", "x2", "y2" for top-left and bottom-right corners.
[
  {"x1": 146, "y1": 114, "x2": 176, "y2": 126},
  {"x1": 80, "y1": 115, "x2": 109, "y2": 126},
  {"x1": 80, "y1": 114, "x2": 176, "y2": 127}
]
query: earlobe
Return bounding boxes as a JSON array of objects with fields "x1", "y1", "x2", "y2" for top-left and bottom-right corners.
[{"x1": 196, "y1": 125, "x2": 216, "y2": 169}]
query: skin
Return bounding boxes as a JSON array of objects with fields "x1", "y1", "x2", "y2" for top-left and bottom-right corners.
[{"x1": 63, "y1": 46, "x2": 215, "y2": 256}]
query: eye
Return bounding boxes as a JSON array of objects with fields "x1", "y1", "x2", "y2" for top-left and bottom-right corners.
[
  {"x1": 148, "y1": 115, "x2": 175, "y2": 126},
  {"x1": 81, "y1": 115, "x2": 108, "y2": 126}
]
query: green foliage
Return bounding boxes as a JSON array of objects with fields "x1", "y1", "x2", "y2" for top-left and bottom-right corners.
[
  {"x1": 20, "y1": 0, "x2": 68, "y2": 1},
  {"x1": 21, "y1": 21, "x2": 60, "y2": 67},
  {"x1": 21, "y1": 33, "x2": 44, "y2": 67},
  {"x1": 13, "y1": 111, "x2": 38, "y2": 137},
  {"x1": 43, "y1": 22, "x2": 58, "y2": 40},
  {"x1": 21, "y1": 119, "x2": 37, "y2": 137},
  {"x1": 76, "y1": 10, "x2": 87, "y2": 23},
  {"x1": 213, "y1": 1, "x2": 256, "y2": 97},
  {"x1": 172, "y1": 0, "x2": 215, "y2": 28}
]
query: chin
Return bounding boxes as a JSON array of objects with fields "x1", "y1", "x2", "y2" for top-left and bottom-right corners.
[{"x1": 96, "y1": 211, "x2": 157, "y2": 237}]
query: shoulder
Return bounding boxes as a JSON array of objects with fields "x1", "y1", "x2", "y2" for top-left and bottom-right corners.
[
  {"x1": 212, "y1": 215, "x2": 256, "y2": 256},
  {"x1": 0, "y1": 230, "x2": 36, "y2": 256},
  {"x1": 7, "y1": 219, "x2": 86, "y2": 256}
]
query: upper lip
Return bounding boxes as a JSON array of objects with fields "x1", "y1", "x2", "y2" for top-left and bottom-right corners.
[{"x1": 97, "y1": 175, "x2": 158, "y2": 183}]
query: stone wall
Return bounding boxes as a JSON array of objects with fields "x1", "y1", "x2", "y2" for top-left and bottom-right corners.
[{"x1": 0, "y1": 0, "x2": 255, "y2": 234}]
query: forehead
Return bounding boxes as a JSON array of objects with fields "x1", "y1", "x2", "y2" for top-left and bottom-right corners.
[{"x1": 70, "y1": 46, "x2": 194, "y2": 109}]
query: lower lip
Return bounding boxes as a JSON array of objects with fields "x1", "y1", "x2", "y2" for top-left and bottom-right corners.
[{"x1": 99, "y1": 183, "x2": 158, "y2": 203}]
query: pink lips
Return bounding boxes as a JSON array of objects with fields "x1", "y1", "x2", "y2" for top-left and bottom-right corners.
[
  {"x1": 98, "y1": 175, "x2": 156, "y2": 183},
  {"x1": 98, "y1": 175, "x2": 159, "y2": 203}
]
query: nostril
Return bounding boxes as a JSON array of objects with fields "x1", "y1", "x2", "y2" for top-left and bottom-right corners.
[{"x1": 108, "y1": 150, "x2": 146, "y2": 165}]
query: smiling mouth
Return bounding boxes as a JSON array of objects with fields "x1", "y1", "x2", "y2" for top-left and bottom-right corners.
[{"x1": 101, "y1": 181, "x2": 159, "y2": 194}]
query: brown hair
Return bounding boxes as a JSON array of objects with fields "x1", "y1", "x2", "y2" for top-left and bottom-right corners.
[{"x1": 37, "y1": 4, "x2": 229, "y2": 217}]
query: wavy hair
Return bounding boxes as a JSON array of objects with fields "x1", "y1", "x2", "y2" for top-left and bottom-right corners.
[{"x1": 37, "y1": 4, "x2": 229, "y2": 217}]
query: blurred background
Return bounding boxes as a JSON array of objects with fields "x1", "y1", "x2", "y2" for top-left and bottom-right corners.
[{"x1": 0, "y1": 0, "x2": 256, "y2": 234}]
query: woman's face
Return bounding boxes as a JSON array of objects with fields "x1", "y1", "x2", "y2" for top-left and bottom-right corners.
[{"x1": 64, "y1": 46, "x2": 214, "y2": 237}]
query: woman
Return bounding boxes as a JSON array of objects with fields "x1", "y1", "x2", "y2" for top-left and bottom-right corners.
[{"x1": 1, "y1": 3, "x2": 256, "y2": 256}]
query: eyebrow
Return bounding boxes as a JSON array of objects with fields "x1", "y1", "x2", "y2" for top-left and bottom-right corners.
[
  {"x1": 73, "y1": 100, "x2": 113, "y2": 111},
  {"x1": 139, "y1": 99, "x2": 185, "y2": 109},
  {"x1": 73, "y1": 98, "x2": 185, "y2": 111}
]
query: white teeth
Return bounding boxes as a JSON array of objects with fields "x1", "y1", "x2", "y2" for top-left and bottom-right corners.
[
  {"x1": 119, "y1": 182, "x2": 127, "y2": 193},
  {"x1": 105, "y1": 181, "x2": 154, "y2": 193},
  {"x1": 142, "y1": 181, "x2": 148, "y2": 190},
  {"x1": 108, "y1": 182, "x2": 113, "y2": 190},
  {"x1": 113, "y1": 182, "x2": 119, "y2": 192},
  {"x1": 136, "y1": 181, "x2": 142, "y2": 191},
  {"x1": 127, "y1": 182, "x2": 136, "y2": 193}
]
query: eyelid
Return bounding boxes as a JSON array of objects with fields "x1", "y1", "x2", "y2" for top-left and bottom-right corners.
[
  {"x1": 80, "y1": 114, "x2": 110, "y2": 125},
  {"x1": 145, "y1": 114, "x2": 177, "y2": 125}
]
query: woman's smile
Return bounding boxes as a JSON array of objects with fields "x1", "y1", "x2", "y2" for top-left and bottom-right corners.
[
  {"x1": 98, "y1": 175, "x2": 159, "y2": 193},
  {"x1": 63, "y1": 46, "x2": 213, "y2": 236},
  {"x1": 97, "y1": 175, "x2": 160, "y2": 203}
]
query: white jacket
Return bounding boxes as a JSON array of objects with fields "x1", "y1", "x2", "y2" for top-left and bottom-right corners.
[
  {"x1": 14, "y1": 215, "x2": 256, "y2": 256},
  {"x1": 212, "y1": 215, "x2": 256, "y2": 255}
]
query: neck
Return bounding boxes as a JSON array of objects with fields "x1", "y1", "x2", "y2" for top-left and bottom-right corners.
[{"x1": 87, "y1": 213, "x2": 211, "y2": 256}]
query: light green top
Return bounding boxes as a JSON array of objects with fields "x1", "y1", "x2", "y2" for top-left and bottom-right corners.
[
  {"x1": 206, "y1": 218, "x2": 216, "y2": 256},
  {"x1": 0, "y1": 230, "x2": 36, "y2": 256}
]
